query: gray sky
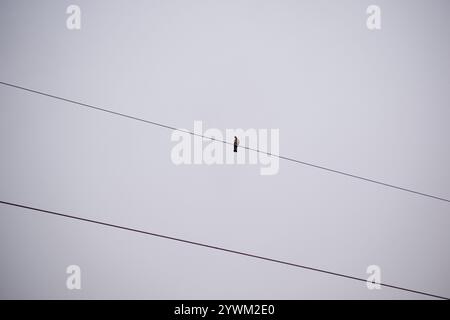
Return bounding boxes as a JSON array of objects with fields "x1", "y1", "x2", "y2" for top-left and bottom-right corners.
[{"x1": 0, "y1": 0, "x2": 449, "y2": 299}]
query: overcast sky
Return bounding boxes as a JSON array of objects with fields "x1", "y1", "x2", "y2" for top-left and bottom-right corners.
[{"x1": 0, "y1": 0, "x2": 449, "y2": 299}]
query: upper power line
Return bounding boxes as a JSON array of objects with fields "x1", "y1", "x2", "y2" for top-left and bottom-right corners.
[
  {"x1": 1, "y1": 80, "x2": 449, "y2": 204},
  {"x1": 0, "y1": 199, "x2": 447, "y2": 300}
]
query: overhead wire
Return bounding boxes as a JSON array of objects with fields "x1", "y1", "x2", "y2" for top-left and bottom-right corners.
[
  {"x1": 1, "y1": 81, "x2": 448, "y2": 203},
  {"x1": 0, "y1": 199, "x2": 447, "y2": 300}
]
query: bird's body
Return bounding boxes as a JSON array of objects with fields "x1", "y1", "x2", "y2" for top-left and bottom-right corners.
[{"x1": 233, "y1": 136, "x2": 239, "y2": 152}]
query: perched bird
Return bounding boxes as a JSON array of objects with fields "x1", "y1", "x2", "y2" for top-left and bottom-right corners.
[{"x1": 233, "y1": 136, "x2": 240, "y2": 152}]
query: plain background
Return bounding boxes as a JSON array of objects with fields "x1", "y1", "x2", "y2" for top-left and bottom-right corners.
[{"x1": 0, "y1": 0, "x2": 449, "y2": 299}]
